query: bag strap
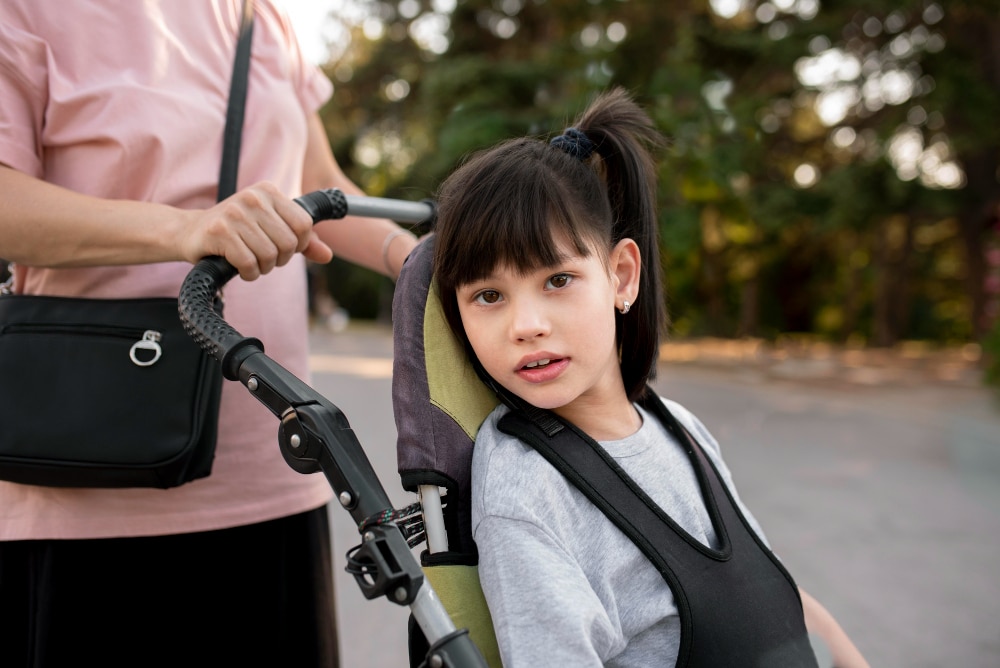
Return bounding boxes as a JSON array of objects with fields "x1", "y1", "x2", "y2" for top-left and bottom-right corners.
[{"x1": 217, "y1": 0, "x2": 255, "y2": 202}]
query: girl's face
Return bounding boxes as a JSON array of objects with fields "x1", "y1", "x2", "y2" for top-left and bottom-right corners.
[{"x1": 456, "y1": 233, "x2": 641, "y2": 437}]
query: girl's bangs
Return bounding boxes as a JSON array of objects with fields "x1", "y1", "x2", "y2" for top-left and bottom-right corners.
[{"x1": 447, "y1": 173, "x2": 593, "y2": 286}]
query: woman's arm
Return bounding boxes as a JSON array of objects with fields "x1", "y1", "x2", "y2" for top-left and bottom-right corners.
[
  {"x1": 800, "y1": 587, "x2": 870, "y2": 668},
  {"x1": 0, "y1": 112, "x2": 420, "y2": 282},
  {"x1": 301, "y1": 113, "x2": 417, "y2": 279},
  {"x1": 0, "y1": 164, "x2": 332, "y2": 281}
]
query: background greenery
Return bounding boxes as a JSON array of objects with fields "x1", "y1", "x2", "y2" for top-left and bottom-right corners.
[{"x1": 311, "y1": 0, "x2": 1000, "y2": 381}]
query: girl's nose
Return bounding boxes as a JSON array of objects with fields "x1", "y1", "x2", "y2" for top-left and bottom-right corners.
[{"x1": 509, "y1": 299, "x2": 549, "y2": 342}]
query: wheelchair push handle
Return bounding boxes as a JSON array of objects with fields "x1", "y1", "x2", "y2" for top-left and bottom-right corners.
[
  {"x1": 178, "y1": 189, "x2": 434, "y2": 376},
  {"x1": 297, "y1": 188, "x2": 437, "y2": 226}
]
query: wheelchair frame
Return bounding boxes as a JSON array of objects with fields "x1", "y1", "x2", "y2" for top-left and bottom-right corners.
[{"x1": 179, "y1": 188, "x2": 486, "y2": 668}]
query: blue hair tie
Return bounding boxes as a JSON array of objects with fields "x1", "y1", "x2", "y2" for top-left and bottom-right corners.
[{"x1": 550, "y1": 127, "x2": 595, "y2": 161}]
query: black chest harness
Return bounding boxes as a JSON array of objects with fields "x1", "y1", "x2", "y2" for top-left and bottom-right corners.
[{"x1": 496, "y1": 387, "x2": 819, "y2": 668}]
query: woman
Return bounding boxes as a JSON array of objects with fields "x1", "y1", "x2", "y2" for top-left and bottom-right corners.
[{"x1": 0, "y1": 2, "x2": 416, "y2": 665}]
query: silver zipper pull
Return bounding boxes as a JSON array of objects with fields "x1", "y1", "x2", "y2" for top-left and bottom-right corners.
[
  {"x1": 129, "y1": 330, "x2": 163, "y2": 367},
  {"x1": 0, "y1": 266, "x2": 14, "y2": 295}
]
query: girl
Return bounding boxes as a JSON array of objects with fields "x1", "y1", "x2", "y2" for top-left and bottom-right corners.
[{"x1": 431, "y1": 88, "x2": 869, "y2": 667}]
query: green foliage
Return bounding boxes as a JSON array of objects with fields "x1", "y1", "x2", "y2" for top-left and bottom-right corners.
[{"x1": 316, "y1": 0, "x2": 998, "y2": 356}]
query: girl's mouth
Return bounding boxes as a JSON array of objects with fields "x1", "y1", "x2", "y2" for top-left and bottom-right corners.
[{"x1": 516, "y1": 357, "x2": 569, "y2": 383}]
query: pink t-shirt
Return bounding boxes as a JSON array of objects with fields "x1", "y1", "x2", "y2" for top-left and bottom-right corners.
[{"x1": 0, "y1": 0, "x2": 336, "y2": 539}]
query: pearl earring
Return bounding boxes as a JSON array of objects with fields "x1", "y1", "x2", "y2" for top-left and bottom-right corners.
[{"x1": 620, "y1": 300, "x2": 631, "y2": 315}]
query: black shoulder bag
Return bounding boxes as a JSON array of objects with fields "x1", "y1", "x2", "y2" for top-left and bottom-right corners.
[{"x1": 0, "y1": 2, "x2": 255, "y2": 489}]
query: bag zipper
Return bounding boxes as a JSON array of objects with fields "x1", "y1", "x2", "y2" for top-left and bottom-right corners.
[{"x1": 0, "y1": 323, "x2": 164, "y2": 367}]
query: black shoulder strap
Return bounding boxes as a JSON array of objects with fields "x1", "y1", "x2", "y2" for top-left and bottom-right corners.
[
  {"x1": 495, "y1": 388, "x2": 698, "y2": 587},
  {"x1": 496, "y1": 390, "x2": 820, "y2": 668},
  {"x1": 217, "y1": 0, "x2": 255, "y2": 202}
]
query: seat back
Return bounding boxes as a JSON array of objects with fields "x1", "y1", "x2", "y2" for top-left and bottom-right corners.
[{"x1": 391, "y1": 235, "x2": 502, "y2": 667}]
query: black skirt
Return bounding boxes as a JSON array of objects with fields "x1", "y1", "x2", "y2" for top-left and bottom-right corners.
[{"x1": 0, "y1": 505, "x2": 338, "y2": 667}]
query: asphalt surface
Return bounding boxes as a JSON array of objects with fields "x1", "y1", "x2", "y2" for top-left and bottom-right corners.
[{"x1": 304, "y1": 322, "x2": 1000, "y2": 668}]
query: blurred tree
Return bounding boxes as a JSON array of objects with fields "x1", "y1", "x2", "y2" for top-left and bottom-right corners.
[{"x1": 315, "y1": 0, "x2": 998, "y2": 355}]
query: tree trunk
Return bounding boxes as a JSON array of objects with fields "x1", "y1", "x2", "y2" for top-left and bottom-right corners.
[
  {"x1": 948, "y1": 11, "x2": 1000, "y2": 339},
  {"x1": 737, "y1": 274, "x2": 760, "y2": 338},
  {"x1": 957, "y1": 158, "x2": 1000, "y2": 339},
  {"x1": 838, "y1": 234, "x2": 866, "y2": 343},
  {"x1": 873, "y1": 215, "x2": 913, "y2": 347}
]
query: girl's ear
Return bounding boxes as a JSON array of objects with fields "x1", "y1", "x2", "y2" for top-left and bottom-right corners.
[{"x1": 610, "y1": 238, "x2": 641, "y2": 307}]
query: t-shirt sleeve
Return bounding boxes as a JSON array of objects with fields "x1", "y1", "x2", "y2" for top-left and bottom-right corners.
[
  {"x1": 0, "y1": 21, "x2": 48, "y2": 176},
  {"x1": 472, "y1": 414, "x2": 620, "y2": 666},
  {"x1": 263, "y1": 0, "x2": 333, "y2": 113},
  {"x1": 474, "y1": 513, "x2": 616, "y2": 667}
]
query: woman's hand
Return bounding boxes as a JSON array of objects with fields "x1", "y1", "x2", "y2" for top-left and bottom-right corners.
[
  {"x1": 0, "y1": 167, "x2": 332, "y2": 277},
  {"x1": 178, "y1": 182, "x2": 333, "y2": 281}
]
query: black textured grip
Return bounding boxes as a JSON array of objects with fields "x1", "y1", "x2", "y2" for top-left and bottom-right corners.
[
  {"x1": 178, "y1": 256, "x2": 262, "y2": 380},
  {"x1": 178, "y1": 191, "x2": 349, "y2": 380},
  {"x1": 294, "y1": 188, "x2": 348, "y2": 223}
]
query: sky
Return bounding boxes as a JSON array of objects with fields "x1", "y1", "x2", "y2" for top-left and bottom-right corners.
[{"x1": 280, "y1": 0, "x2": 339, "y2": 65}]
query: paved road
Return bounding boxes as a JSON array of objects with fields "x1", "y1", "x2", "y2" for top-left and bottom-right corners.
[{"x1": 304, "y1": 322, "x2": 1000, "y2": 668}]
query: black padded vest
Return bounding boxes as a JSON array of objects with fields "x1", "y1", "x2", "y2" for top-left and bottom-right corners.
[{"x1": 497, "y1": 388, "x2": 819, "y2": 668}]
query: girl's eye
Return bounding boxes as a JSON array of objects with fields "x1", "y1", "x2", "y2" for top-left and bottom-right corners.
[
  {"x1": 546, "y1": 273, "x2": 572, "y2": 289},
  {"x1": 474, "y1": 289, "x2": 502, "y2": 305}
]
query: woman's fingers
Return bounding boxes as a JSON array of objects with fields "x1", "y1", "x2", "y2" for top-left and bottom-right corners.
[
  {"x1": 302, "y1": 231, "x2": 334, "y2": 265},
  {"x1": 189, "y1": 182, "x2": 326, "y2": 280}
]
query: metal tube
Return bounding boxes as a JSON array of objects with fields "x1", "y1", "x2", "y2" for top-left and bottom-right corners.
[
  {"x1": 410, "y1": 580, "x2": 459, "y2": 643},
  {"x1": 345, "y1": 194, "x2": 434, "y2": 224},
  {"x1": 419, "y1": 485, "x2": 450, "y2": 554}
]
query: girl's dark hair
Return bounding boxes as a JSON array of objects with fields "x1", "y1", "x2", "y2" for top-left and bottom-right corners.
[{"x1": 433, "y1": 87, "x2": 665, "y2": 401}]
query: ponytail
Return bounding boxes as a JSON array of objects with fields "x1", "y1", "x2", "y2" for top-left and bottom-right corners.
[{"x1": 561, "y1": 88, "x2": 665, "y2": 398}]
